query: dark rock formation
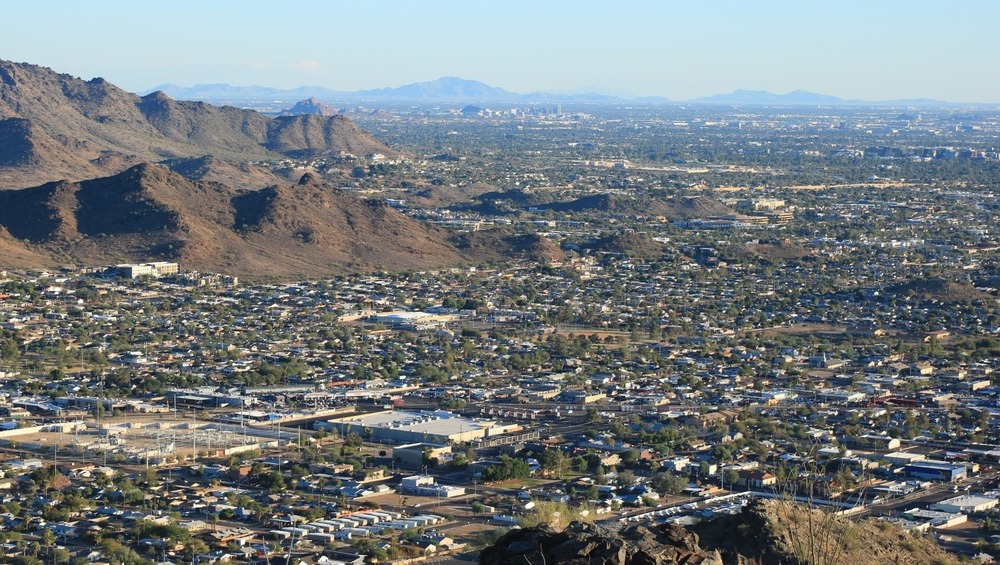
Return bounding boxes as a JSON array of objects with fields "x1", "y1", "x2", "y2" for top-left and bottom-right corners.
[{"x1": 479, "y1": 521, "x2": 724, "y2": 565}]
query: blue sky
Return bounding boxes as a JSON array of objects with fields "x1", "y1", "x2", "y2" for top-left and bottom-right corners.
[{"x1": 4, "y1": 0, "x2": 998, "y2": 102}]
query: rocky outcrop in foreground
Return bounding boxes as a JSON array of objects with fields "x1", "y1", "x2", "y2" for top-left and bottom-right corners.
[
  {"x1": 479, "y1": 520, "x2": 723, "y2": 565},
  {"x1": 481, "y1": 499, "x2": 961, "y2": 565}
]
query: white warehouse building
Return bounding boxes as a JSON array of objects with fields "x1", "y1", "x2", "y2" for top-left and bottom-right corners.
[{"x1": 315, "y1": 409, "x2": 521, "y2": 444}]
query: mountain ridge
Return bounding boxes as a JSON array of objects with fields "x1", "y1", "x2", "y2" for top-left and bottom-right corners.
[
  {"x1": 0, "y1": 164, "x2": 527, "y2": 277},
  {"x1": 148, "y1": 77, "x2": 963, "y2": 107},
  {"x1": 0, "y1": 59, "x2": 398, "y2": 188}
]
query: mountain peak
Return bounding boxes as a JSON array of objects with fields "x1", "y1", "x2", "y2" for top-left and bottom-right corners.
[
  {"x1": 278, "y1": 97, "x2": 338, "y2": 117},
  {"x1": 0, "y1": 58, "x2": 396, "y2": 187}
]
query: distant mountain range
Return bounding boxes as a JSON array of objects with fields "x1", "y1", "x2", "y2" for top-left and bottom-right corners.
[
  {"x1": 693, "y1": 89, "x2": 951, "y2": 107},
  {"x1": 147, "y1": 76, "x2": 634, "y2": 105},
  {"x1": 147, "y1": 77, "x2": 961, "y2": 107}
]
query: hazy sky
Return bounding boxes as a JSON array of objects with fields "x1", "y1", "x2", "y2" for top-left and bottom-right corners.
[{"x1": 5, "y1": 0, "x2": 998, "y2": 102}]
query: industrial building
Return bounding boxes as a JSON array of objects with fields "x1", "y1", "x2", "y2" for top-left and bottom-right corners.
[
  {"x1": 393, "y1": 443, "x2": 452, "y2": 469},
  {"x1": 370, "y1": 311, "x2": 453, "y2": 331},
  {"x1": 903, "y1": 460, "x2": 967, "y2": 482},
  {"x1": 930, "y1": 494, "x2": 999, "y2": 514},
  {"x1": 399, "y1": 475, "x2": 466, "y2": 498},
  {"x1": 315, "y1": 409, "x2": 521, "y2": 444}
]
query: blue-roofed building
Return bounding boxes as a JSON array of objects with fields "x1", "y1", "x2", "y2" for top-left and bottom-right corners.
[{"x1": 903, "y1": 460, "x2": 967, "y2": 482}]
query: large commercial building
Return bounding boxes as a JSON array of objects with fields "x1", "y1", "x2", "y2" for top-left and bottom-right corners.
[
  {"x1": 393, "y1": 443, "x2": 452, "y2": 469},
  {"x1": 116, "y1": 262, "x2": 179, "y2": 279},
  {"x1": 903, "y1": 460, "x2": 967, "y2": 482},
  {"x1": 399, "y1": 475, "x2": 466, "y2": 498},
  {"x1": 315, "y1": 409, "x2": 521, "y2": 445},
  {"x1": 930, "y1": 494, "x2": 999, "y2": 514},
  {"x1": 370, "y1": 311, "x2": 454, "y2": 331}
]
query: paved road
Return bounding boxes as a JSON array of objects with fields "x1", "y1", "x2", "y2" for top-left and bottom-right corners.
[{"x1": 857, "y1": 470, "x2": 1000, "y2": 519}]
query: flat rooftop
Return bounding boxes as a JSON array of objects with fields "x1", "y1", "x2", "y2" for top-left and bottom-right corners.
[{"x1": 329, "y1": 410, "x2": 493, "y2": 436}]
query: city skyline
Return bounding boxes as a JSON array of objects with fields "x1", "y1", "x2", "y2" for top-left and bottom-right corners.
[{"x1": 4, "y1": 0, "x2": 1000, "y2": 103}]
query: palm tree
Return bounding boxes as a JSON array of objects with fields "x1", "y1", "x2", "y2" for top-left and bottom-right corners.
[{"x1": 40, "y1": 529, "x2": 55, "y2": 560}]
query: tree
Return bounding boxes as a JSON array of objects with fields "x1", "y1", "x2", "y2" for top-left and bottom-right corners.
[
  {"x1": 39, "y1": 529, "x2": 55, "y2": 555},
  {"x1": 48, "y1": 472, "x2": 71, "y2": 492},
  {"x1": 654, "y1": 473, "x2": 688, "y2": 495},
  {"x1": 616, "y1": 470, "x2": 638, "y2": 489},
  {"x1": 724, "y1": 469, "x2": 741, "y2": 490},
  {"x1": 185, "y1": 538, "x2": 209, "y2": 561},
  {"x1": 539, "y1": 449, "x2": 567, "y2": 478},
  {"x1": 620, "y1": 449, "x2": 641, "y2": 466},
  {"x1": 0, "y1": 339, "x2": 19, "y2": 363},
  {"x1": 352, "y1": 538, "x2": 388, "y2": 561},
  {"x1": 256, "y1": 471, "x2": 285, "y2": 492},
  {"x1": 481, "y1": 455, "x2": 531, "y2": 482},
  {"x1": 141, "y1": 468, "x2": 159, "y2": 488},
  {"x1": 53, "y1": 548, "x2": 71, "y2": 564},
  {"x1": 344, "y1": 432, "x2": 363, "y2": 448}
]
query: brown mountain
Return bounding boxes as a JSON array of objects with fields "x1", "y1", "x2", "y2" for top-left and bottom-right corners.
[
  {"x1": 0, "y1": 165, "x2": 474, "y2": 277},
  {"x1": 586, "y1": 230, "x2": 667, "y2": 260},
  {"x1": 0, "y1": 60, "x2": 397, "y2": 188},
  {"x1": 649, "y1": 194, "x2": 736, "y2": 219},
  {"x1": 163, "y1": 155, "x2": 285, "y2": 188},
  {"x1": 265, "y1": 114, "x2": 395, "y2": 158},
  {"x1": 0, "y1": 226, "x2": 53, "y2": 269},
  {"x1": 884, "y1": 277, "x2": 995, "y2": 304},
  {"x1": 479, "y1": 190, "x2": 737, "y2": 220},
  {"x1": 449, "y1": 229, "x2": 565, "y2": 263},
  {"x1": 278, "y1": 97, "x2": 338, "y2": 117},
  {"x1": 720, "y1": 238, "x2": 814, "y2": 264},
  {"x1": 230, "y1": 173, "x2": 465, "y2": 275},
  {"x1": 406, "y1": 182, "x2": 498, "y2": 208}
]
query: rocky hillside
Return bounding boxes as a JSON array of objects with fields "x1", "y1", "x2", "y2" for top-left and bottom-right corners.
[
  {"x1": 405, "y1": 182, "x2": 498, "y2": 209},
  {"x1": 0, "y1": 165, "x2": 561, "y2": 277},
  {"x1": 720, "y1": 238, "x2": 814, "y2": 264},
  {"x1": 652, "y1": 194, "x2": 736, "y2": 219},
  {"x1": 265, "y1": 114, "x2": 394, "y2": 158},
  {"x1": 162, "y1": 155, "x2": 286, "y2": 188},
  {"x1": 532, "y1": 192, "x2": 736, "y2": 219},
  {"x1": 449, "y1": 229, "x2": 565, "y2": 263},
  {"x1": 0, "y1": 59, "x2": 397, "y2": 187},
  {"x1": 278, "y1": 97, "x2": 339, "y2": 117},
  {"x1": 585, "y1": 231, "x2": 667, "y2": 260},
  {"x1": 0, "y1": 226, "x2": 53, "y2": 269},
  {"x1": 481, "y1": 521, "x2": 724, "y2": 565},
  {"x1": 481, "y1": 499, "x2": 959, "y2": 565},
  {"x1": 230, "y1": 173, "x2": 465, "y2": 275},
  {"x1": 465, "y1": 190, "x2": 737, "y2": 220},
  {"x1": 883, "y1": 277, "x2": 994, "y2": 304}
]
